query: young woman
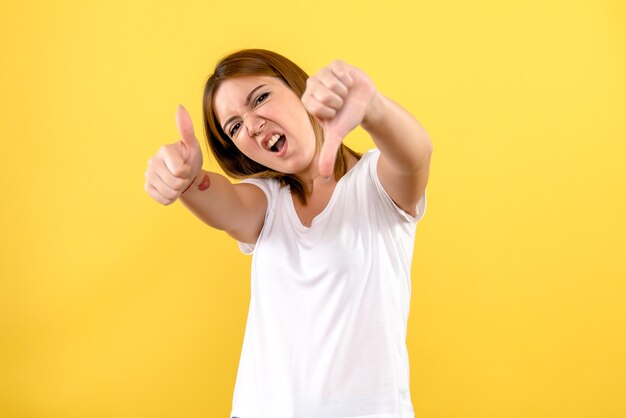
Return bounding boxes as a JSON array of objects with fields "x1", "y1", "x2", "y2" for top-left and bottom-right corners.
[{"x1": 144, "y1": 49, "x2": 433, "y2": 418}]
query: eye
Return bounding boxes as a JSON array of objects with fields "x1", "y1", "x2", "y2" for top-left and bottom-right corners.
[
  {"x1": 229, "y1": 122, "x2": 241, "y2": 137},
  {"x1": 255, "y1": 92, "x2": 269, "y2": 106}
]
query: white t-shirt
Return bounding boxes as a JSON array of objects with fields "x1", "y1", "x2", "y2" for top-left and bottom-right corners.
[{"x1": 230, "y1": 148, "x2": 427, "y2": 418}]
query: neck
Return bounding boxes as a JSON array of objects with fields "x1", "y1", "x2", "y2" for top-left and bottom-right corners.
[
  {"x1": 296, "y1": 149, "x2": 359, "y2": 196},
  {"x1": 295, "y1": 151, "x2": 334, "y2": 194}
]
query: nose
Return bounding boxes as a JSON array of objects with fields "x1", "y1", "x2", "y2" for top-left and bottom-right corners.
[{"x1": 243, "y1": 110, "x2": 265, "y2": 138}]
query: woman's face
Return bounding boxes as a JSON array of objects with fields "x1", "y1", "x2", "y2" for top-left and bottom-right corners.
[{"x1": 213, "y1": 75, "x2": 317, "y2": 175}]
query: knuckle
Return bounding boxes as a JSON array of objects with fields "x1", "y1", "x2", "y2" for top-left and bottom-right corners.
[
  {"x1": 174, "y1": 178, "x2": 186, "y2": 190},
  {"x1": 319, "y1": 67, "x2": 332, "y2": 77},
  {"x1": 166, "y1": 189, "x2": 178, "y2": 201},
  {"x1": 159, "y1": 143, "x2": 174, "y2": 156},
  {"x1": 171, "y1": 167, "x2": 186, "y2": 177},
  {"x1": 310, "y1": 101, "x2": 323, "y2": 114},
  {"x1": 326, "y1": 78, "x2": 340, "y2": 90},
  {"x1": 321, "y1": 90, "x2": 335, "y2": 102}
]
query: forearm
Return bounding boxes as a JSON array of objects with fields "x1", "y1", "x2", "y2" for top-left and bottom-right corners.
[
  {"x1": 361, "y1": 93, "x2": 433, "y2": 173},
  {"x1": 178, "y1": 170, "x2": 245, "y2": 232}
]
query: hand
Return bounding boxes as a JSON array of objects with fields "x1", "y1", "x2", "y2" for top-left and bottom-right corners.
[
  {"x1": 301, "y1": 60, "x2": 379, "y2": 178},
  {"x1": 144, "y1": 105, "x2": 203, "y2": 205}
]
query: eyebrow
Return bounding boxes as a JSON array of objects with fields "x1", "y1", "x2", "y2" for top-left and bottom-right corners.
[{"x1": 221, "y1": 84, "x2": 267, "y2": 133}]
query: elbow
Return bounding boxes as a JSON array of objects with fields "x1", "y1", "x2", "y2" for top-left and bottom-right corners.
[{"x1": 410, "y1": 138, "x2": 433, "y2": 173}]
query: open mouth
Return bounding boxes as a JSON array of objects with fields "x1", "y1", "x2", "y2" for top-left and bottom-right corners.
[{"x1": 266, "y1": 133, "x2": 287, "y2": 153}]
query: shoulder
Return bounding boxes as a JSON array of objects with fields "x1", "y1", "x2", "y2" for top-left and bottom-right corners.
[
  {"x1": 348, "y1": 148, "x2": 381, "y2": 183},
  {"x1": 235, "y1": 177, "x2": 284, "y2": 254},
  {"x1": 342, "y1": 148, "x2": 379, "y2": 180},
  {"x1": 238, "y1": 177, "x2": 282, "y2": 203},
  {"x1": 356, "y1": 148, "x2": 428, "y2": 223}
]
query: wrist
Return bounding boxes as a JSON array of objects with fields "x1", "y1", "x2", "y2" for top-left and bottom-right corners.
[
  {"x1": 181, "y1": 174, "x2": 198, "y2": 195},
  {"x1": 361, "y1": 91, "x2": 385, "y2": 132}
]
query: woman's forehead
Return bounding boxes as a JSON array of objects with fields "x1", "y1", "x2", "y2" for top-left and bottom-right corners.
[
  {"x1": 214, "y1": 75, "x2": 285, "y2": 103},
  {"x1": 213, "y1": 75, "x2": 286, "y2": 122}
]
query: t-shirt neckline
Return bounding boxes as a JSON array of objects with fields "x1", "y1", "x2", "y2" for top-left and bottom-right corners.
[{"x1": 286, "y1": 152, "x2": 368, "y2": 231}]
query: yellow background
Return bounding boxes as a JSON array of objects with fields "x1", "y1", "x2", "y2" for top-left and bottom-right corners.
[{"x1": 1, "y1": 0, "x2": 625, "y2": 417}]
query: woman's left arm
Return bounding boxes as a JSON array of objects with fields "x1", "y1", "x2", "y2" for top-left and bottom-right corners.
[
  {"x1": 303, "y1": 60, "x2": 433, "y2": 217},
  {"x1": 362, "y1": 93, "x2": 433, "y2": 217}
]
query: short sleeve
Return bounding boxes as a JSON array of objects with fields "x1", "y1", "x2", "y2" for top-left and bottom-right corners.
[
  {"x1": 366, "y1": 149, "x2": 427, "y2": 223},
  {"x1": 236, "y1": 177, "x2": 279, "y2": 255}
]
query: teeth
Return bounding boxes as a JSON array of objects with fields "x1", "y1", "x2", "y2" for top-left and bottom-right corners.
[{"x1": 267, "y1": 134, "x2": 281, "y2": 149}]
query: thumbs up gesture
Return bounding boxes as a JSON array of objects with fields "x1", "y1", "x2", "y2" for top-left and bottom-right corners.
[
  {"x1": 144, "y1": 105, "x2": 203, "y2": 205},
  {"x1": 301, "y1": 60, "x2": 379, "y2": 178}
]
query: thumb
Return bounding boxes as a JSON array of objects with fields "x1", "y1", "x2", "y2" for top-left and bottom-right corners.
[
  {"x1": 318, "y1": 128, "x2": 342, "y2": 179},
  {"x1": 176, "y1": 104, "x2": 200, "y2": 151}
]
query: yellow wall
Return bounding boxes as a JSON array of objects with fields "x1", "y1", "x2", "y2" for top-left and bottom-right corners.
[{"x1": 1, "y1": 0, "x2": 625, "y2": 417}]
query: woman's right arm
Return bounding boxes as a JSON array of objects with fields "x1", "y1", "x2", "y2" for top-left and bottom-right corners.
[
  {"x1": 178, "y1": 171, "x2": 266, "y2": 244},
  {"x1": 144, "y1": 105, "x2": 266, "y2": 244}
]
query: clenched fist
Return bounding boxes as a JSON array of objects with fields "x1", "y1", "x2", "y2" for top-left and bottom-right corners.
[
  {"x1": 144, "y1": 105, "x2": 203, "y2": 205},
  {"x1": 301, "y1": 60, "x2": 379, "y2": 178}
]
